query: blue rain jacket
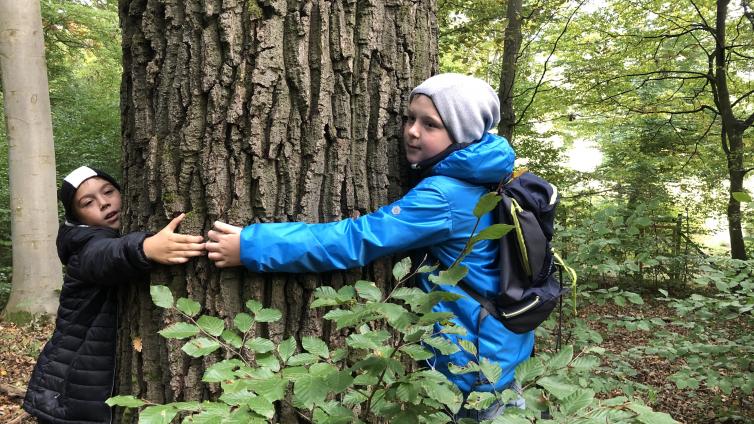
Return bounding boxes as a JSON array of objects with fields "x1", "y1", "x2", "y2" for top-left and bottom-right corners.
[{"x1": 240, "y1": 132, "x2": 535, "y2": 394}]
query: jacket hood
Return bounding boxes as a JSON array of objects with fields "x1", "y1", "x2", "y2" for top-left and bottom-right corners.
[
  {"x1": 428, "y1": 132, "x2": 515, "y2": 186},
  {"x1": 57, "y1": 223, "x2": 118, "y2": 265}
]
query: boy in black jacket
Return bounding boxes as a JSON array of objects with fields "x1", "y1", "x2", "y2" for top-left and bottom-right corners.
[{"x1": 23, "y1": 166, "x2": 206, "y2": 424}]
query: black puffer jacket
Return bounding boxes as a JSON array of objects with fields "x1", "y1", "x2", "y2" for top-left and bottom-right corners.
[{"x1": 24, "y1": 224, "x2": 152, "y2": 424}]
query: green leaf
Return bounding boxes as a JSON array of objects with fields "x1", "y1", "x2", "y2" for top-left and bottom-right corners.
[
  {"x1": 182, "y1": 337, "x2": 221, "y2": 357},
  {"x1": 254, "y1": 377, "x2": 287, "y2": 402},
  {"x1": 570, "y1": 355, "x2": 600, "y2": 371},
  {"x1": 336, "y1": 286, "x2": 356, "y2": 302},
  {"x1": 255, "y1": 308, "x2": 282, "y2": 323},
  {"x1": 176, "y1": 297, "x2": 201, "y2": 317},
  {"x1": 491, "y1": 415, "x2": 531, "y2": 424},
  {"x1": 278, "y1": 337, "x2": 297, "y2": 363},
  {"x1": 203, "y1": 360, "x2": 240, "y2": 383},
  {"x1": 355, "y1": 280, "x2": 383, "y2": 302},
  {"x1": 171, "y1": 401, "x2": 201, "y2": 412},
  {"x1": 421, "y1": 379, "x2": 463, "y2": 411},
  {"x1": 245, "y1": 337, "x2": 275, "y2": 353},
  {"x1": 629, "y1": 403, "x2": 679, "y2": 424},
  {"x1": 105, "y1": 395, "x2": 144, "y2": 408},
  {"x1": 458, "y1": 339, "x2": 477, "y2": 357},
  {"x1": 324, "y1": 370, "x2": 354, "y2": 394},
  {"x1": 417, "y1": 263, "x2": 440, "y2": 274},
  {"x1": 293, "y1": 374, "x2": 328, "y2": 409},
  {"x1": 463, "y1": 391, "x2": 496, "y2": 410},
  {"x1": 219, "y1": 389, "x2": 256, "y2": 406},
  {"x1": 418, "y1": 311, "x2": 455, "y2": 325},
  {"x1": 139, "y1": 405, "x2": 178, "y2": 424},
  {"x1": 399, "y1": 344, "x2": 434, "y2": 361},
  {"x1": 150, "y1": 285, "x2": 174, "y2": 309},
  {"x1": 234, "y1": 312, "x2": 254, "y2": 333},
  {"x1": 247, "y1": 396, "x2": 275, "y2": 419},
  {"x1": 392, "y1": 287, "x2": 425, "y2": 301},
  {"x1": 288, "y1": 353, "x2": 319, "y2": 366},
  {"x1": 560, "y1": 388, "x2": 595, "y2": 415},
  {"x1": 428, "y1": 265, "x2": 468, "y2": 287},
  {"x1": 732, "y1": 191, "x2": 752, "y2": 202},
  {"x1": 424, "y1": 336, "x2": 460, "y2": 355},
  {"x1": 415, "y1": 291, "x2": 463, "y2": 313},
  {"x1": 479, "y1": 357, "x2": 502, "y2": 385},
  {"x1": 393, "y1": 257, "x2": 412, "y2": 281},
  {"x1": 448, "y1": 361, "x2": 480, "y2": 375},
  {"x1": 330, "y1": 347, "x2": 347, "y2": 362},
  {"x1": 473, "y1": 192, "x2": 501, "y2": 218},
  {"x1": 515, "y1": 357, "x2": 545, "y2": 384},
  {"x1": 471, "y1": 224, "x2": 515, "y2": 243},
  {"x1": 311, "y1": 286, "x2": 342, "y2": 308},
  {"x1": 255, "y1": 352, "x2": 281, "y2": 372},
  {"x1": 221, "y1": 330, "x2": 243, "y2": 349},
  {"x1": 245, "y1": 299, "x2": 263, "y2": 313},
  {"x1": 302, "y1": 336, "x2": 330, "y2": 358},
  {"x1": 196, "y1": 315, "x2": 225, "y2": 337},
  {"x1": 548, "y1": 345, "x2": 574, "y2": 370},
  {"x1": 538, "y1": 375, "x2": 578, "y2": 399},
  {"x1": 373, "y1": 303, "x2": 416, "y2": 329},
  {"x1": 347, "y1": 330, "x2": 391, "y2": 350},
  {"x1": 158, "y1": 322, "x2": 199, "y2": 340}
]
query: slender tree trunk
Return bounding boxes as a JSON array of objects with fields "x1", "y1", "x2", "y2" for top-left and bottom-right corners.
[
  {"x1": 724, "y1": 131, "x2": 747, "y2": 260},
  {"x1": 497, "y1": 0, "x2": 522, "y2": 142},
  {"x1": 714, "y1": 0, "x2": 748, "y2": 260},
  {"x1": 116, "y1": 0, "x2": 436, "y2": 420},
  {"x1": 0, "y1": 0, "x2": 62, "y2": 319}
]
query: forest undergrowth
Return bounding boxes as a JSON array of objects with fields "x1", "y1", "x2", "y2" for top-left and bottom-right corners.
[{"x1": 1, "y1": 289, "x2": 751, "y2": 424}]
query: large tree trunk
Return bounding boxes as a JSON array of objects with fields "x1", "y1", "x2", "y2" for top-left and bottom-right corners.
[
  {"x1": 116, "y1": 0, "x2": 437, "y2": 420},
  {"x1": 0, "y1": 0, "x2": 62, "y2": 319}
]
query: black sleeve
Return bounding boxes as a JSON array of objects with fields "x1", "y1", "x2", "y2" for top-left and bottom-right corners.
[{"x1": 67, "y1": 231, "x2": 153, "y2": 286}]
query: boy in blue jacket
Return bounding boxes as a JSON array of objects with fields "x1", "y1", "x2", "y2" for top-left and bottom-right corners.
[
  {"x1": 24, "y1": 166, "x2": 206, "y2": 424},
  {"x1": 206, "y1": 74, "x2": 534, "y2": 419}
]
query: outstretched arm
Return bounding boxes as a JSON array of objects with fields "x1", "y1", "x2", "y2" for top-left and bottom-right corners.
[
  {"x1": 143, "y1": 213, "x2": 206, "y2": 264},
  {"x1": 206, "y1": 221, "x2": 242, "y2": 268}
]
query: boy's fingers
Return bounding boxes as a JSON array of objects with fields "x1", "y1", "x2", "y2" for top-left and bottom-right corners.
[
  {"x1": 207, "y1": 230, "x2": 220, "y2": 243},
  {"x1": 213, "y1": 221, "x2": 242, "y2": 234},
  {"x1": 165, "y1": 213, "x2": 186, "y2": 232},
  {"x1": 169, "y1": 257, "x2": 190, "y2": 264},
  {"x1": 178, "y1": 249, "x2": 206, "y2": 257},
  {"x1": 171, "y1": 234, "x2": 204, "y2": 244},
  {"x1": 206, "y1": 241, "x2": 222, "y2": 253}
]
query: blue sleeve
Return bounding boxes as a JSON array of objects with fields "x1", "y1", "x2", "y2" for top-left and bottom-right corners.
[{"x1": 240, "y1": 181, "x2": 453, "y2": 273}]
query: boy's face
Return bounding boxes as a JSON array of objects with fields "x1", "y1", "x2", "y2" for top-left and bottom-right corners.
[
  {"x1": 73, "y1": 177, "x2": 122, "y2": 230},
  {"x1": 403, "y1": 94, "x2": 453, "y2": 164}
]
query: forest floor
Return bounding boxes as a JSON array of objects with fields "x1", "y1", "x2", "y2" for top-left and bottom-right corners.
[{"x1": 0, "y1": 295, "x2": 752, "y2": 423}]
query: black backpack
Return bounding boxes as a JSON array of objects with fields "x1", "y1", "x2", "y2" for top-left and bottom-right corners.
[{"x1": 459, "y1": 171, "x2": 576, "y2": 334}]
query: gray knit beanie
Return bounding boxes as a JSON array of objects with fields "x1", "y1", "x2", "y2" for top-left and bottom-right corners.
[{"x1": 410, "y1": 73, "x2": 500, "y2": 144}]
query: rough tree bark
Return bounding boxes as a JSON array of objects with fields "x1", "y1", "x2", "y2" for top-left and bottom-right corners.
[
  {"x1": 116, "y1": 0, "x2": 437, "y2": 420},
  {"x1": 497, "y1": 0, "x2": 522, "y2": 142},
  {"x1": 0, "y1": 0, "x2": 62, "y2": 319}
]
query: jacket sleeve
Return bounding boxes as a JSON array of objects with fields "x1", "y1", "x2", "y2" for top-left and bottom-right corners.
[
  {"x1": 68, "y1": 231, "x2": 153, "y2": 285},
  {"x1": 240, "y1": 180, "x2": 453, "y2": 273}
]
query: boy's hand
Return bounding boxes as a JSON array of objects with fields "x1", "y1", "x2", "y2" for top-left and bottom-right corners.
[
  {"x1": 143, "y1": 213, "x2": 206, "y2": 264},
  {"x1": 206, "y1": 221, "x2": 243, "y2": 268}
]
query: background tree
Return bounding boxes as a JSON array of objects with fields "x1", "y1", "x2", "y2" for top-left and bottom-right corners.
[
  {"x1": 116, "y1": 0, "x2": 437, "y2": 420},
  {"x1": 0, "y1": 0, "x2": 122, "y2": 312},
  {"x1": 560, "y1": 0, "x2": 753, "y2": 259},
  {"x1": 0, "y1": 0, "x2": 62, "y2": 318}
]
